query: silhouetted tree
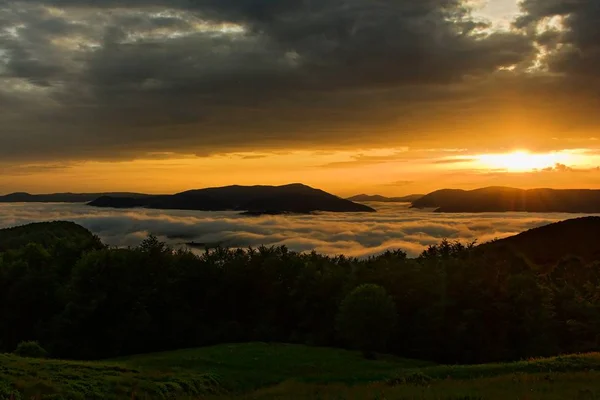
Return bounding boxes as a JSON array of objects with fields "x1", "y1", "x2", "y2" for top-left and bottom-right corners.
[
  {"x1": 336, "y1": 284, "x2": 397, "y2": 357},
  {"x1": 14, "y1": 341, "x2": 48, "y2": 358}
]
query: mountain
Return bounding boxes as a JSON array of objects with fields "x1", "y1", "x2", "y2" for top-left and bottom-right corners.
[
  {"x1": 0, "y1": 192, "x2": 150, "y2": 203},
  {"x1": 411, "y1": 187, "x2": 600, "y2": 213},
  {"x1": 480, "y1": 217, "x2": 600, "y2": 266},
  {"x1": 86, "y1": 196, "x2": 150, "y2": 209},
  {"x1": 0, "y1": 221, "x2": 100, "y2": 252},
  {"x1": 348, "y1": 194, "x2": 424, "y2": 203},
  {"x1": 88, "y1": 184, "x2": 376, "y2": 213}
]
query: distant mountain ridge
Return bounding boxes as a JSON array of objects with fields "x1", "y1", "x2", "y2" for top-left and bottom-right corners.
[
  {"x1": 0, "y1": 192, "x2": 150, "y2": 203},
  {"x1": 411, "y1": 187, "x2": 600, "y2": 213},
  {"x1": 88, "y1": 184, "x2": 375, "y2": 213},
  {"x1": 10, "y1": 186, "x2": 600, "y2": 214},
  {"x1": 348, "y1": 194, "x2": 424, "y2": 203}
]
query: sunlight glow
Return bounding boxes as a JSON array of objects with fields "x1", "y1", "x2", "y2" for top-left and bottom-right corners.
[
  {"x1": 471, "y1": 0, "x2": 521, "y2": 31},
  {"x1": 476, "y1": 150, "x2": 571, "y2": 172}
]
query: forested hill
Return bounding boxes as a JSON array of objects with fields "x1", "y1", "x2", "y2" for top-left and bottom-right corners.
[
  {"x1": 88, "y1": 183, "x2": 375, "y2": 213},
  {"x1": 480, "y1": 216, "x2": 600, "y2": 266},
  {"x1": 411, "y1": 187, "x2": 600, "y2": 213},
  {"x1": 0, "y1": 221, "x2": 102, "y2": 252},
  {"x1": 2, "y1": 218, "x2": 600, "y2": 365}
]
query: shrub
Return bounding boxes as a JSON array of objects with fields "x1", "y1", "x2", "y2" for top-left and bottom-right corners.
[
  {"x1": 336, "y1": 284, "x2": 397, "y2": 356},
  {"x1": 388, "y1": 372, "x2": 434, "y2": 386},
  {"x1": 14, "y1": 341, "x2": 48, "y2": 358},
  {"x1": 0, "y1": 381, "x2": 21, "y2": 400}
]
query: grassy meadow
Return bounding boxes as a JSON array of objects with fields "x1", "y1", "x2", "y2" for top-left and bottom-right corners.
[
  {"x1": 2, "y1": 343, "x2": 600, "y2": 399},
  {"x1": 0, "y1": 353, "x2": 221, "y2": 399}
]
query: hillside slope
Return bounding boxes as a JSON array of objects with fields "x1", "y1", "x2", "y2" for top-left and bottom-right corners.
[
  {"x1": 480, "y1": 216, "x2": 600, "y2": 265},
  {"x1": 0, "y1": 352, "x2": 221, "y2": 399},
  {"x1": 0, "y1": 221, "x2": 101, "y2": 252},
  {"x1": 3, "y1": 343, "x2": 600, "y2": 399},
  {"x1": 412, "y1": 187, "x2": 600, "y2": 213}
]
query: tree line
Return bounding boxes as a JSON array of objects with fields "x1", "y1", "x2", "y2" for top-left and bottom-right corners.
[{"x1": 0, "y1": 221, "x2": 599, "y2": 364}]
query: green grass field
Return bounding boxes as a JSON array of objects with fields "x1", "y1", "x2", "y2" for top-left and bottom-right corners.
[
  {"x1": 115, "y1": 343, "x2": 434, "y2": 392},
  {"x1": 2, "y1": 343, "x2": 600, "y2": 399},
  {"x1": 0, "y1": 353, "x2": 221, "y2": 399}
]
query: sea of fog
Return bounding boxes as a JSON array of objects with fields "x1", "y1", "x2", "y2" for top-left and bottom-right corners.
[{"x1": 0, "y1": 202, "x2": 595, "y2": 258}]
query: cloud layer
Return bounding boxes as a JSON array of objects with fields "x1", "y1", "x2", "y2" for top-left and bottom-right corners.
[
  {"x1": 2, "y1": 0, "x2": 599, "y2": 165},
  {"x1": 0, "y1": 202, "x2": 591, "y2": 258}
]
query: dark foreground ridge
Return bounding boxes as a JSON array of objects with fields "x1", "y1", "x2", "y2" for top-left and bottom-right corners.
[
  {"x1": 5, "y1": 218, "x2": 600, "y2": 397},
  {"x1": 347, "y1": 194, "x2": 424, "y2": 203},
  {"x1": 88, "y1": 183, "x2": 375, "y2": 213},
  {"x1": 481, "y1": 216, "x2": 600, "y2": 266},
  {"x1": 3, "y1": 217, "x2": 600, "y2": 366},
  {"x1": 411, "y1": 186, "x2": 600, "y2": 213}
]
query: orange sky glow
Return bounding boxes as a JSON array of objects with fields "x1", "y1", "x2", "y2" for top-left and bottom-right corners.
[{"x1": 3, "y1": 147, "x2": 600, "y2": 197}]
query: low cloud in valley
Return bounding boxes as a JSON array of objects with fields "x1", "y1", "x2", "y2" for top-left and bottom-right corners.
[{"x1": 0, "y1": 203, "x2": 590, "y2": 258}]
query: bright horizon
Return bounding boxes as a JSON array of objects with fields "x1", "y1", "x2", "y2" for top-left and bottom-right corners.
[{"x1": 3, "y1": 148, "x2": 600, "y2": 197}]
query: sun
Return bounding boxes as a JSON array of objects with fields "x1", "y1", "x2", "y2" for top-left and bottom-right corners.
[{"x1": 476, "y1": 150, "x2": 570, "y2": 172}]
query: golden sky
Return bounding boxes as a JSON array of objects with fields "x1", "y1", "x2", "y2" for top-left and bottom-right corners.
[
  {"x1": 2, "y1": 0, "x2": 600, "y2": 196},
  {"x1": 3, "y1": 148, "x2": 600, "y2": 197}
]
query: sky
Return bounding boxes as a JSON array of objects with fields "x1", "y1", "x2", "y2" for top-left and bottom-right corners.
[{"x1": 1, "y1": 0, "x2": 600, "y2": 196}]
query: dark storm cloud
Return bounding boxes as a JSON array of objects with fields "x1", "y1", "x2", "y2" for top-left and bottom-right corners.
[
  {"x1": 2, "y1": 0, "x2": 595, "y2": 163},
  {"x1": 517, "y1": 0, "x2": 600, "y2": 80},
  {"x1": 0, "y1": 4, "x2": 93, "y2": 85}
]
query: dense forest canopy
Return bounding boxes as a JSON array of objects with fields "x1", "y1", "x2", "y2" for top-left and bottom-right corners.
[{"x1": 1, "y1": 220, "x2": 599, "y2": 364}]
